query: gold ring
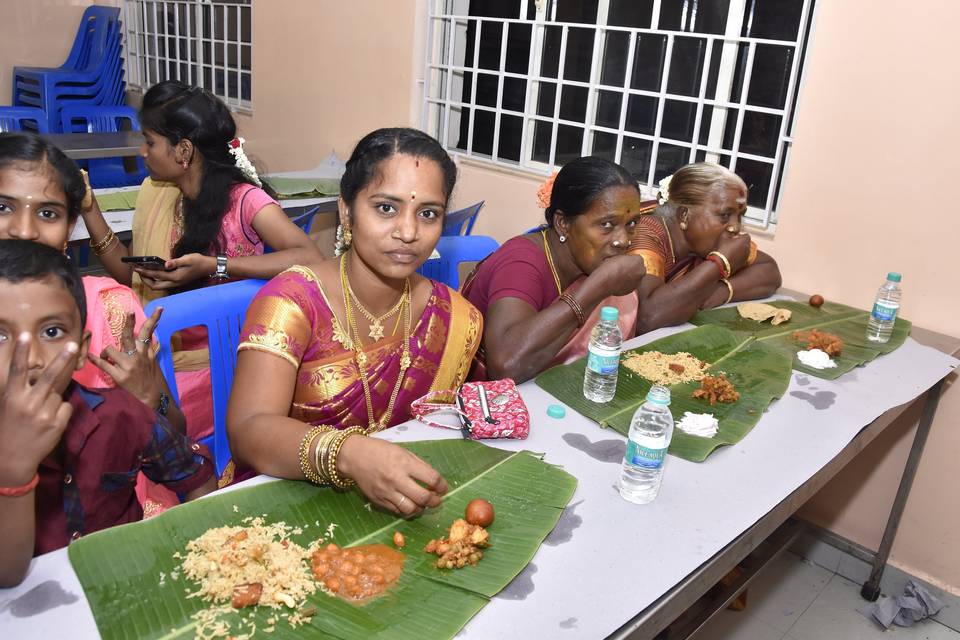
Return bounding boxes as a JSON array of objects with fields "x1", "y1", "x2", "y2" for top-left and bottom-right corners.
[
  {"x1": 397, "y1": 495, "x2": 408, "y2": 510},
  {"x1": 138, "y1": 337, "x2": 151, "y2": 345}
]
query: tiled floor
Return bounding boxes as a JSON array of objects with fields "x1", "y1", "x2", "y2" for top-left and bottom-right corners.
[{"x1": 690, "y1": 552, "x2": 959, "y2": 640}]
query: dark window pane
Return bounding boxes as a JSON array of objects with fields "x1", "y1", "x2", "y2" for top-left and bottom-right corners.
[
  {"x1": 591, "y1": 131, "x2": 618, "y2": 162},
  {"x1": 502, "y1": 76, "x2": 526, "y2": 112},
  {"x1": 695, "y1": 150, "x2": 732, "y2": 168},
  {"x1": 498, "y1": 114, "x2": 523, "y2": 162},
  {"x1": 555, "y1": 124, "x2": 585, "y2": 165},
  {"x1": 747, "y1": 44, "x2": 793, "y2": 109},
  {"x1": 476, "y1": 73, "x2": 499, "y2": 108},
  {"x1": 659, "y1": 0, "x2": 730, "y2": 35},
  {"x1": 564, "y1": 28, "x2": 596, "y2": 83},
  {"x1": 600, "y1": 31, "x2": 630, "y2": 87},
  {"x1": 532, "y1": 120, "x2": 553, "y2": 163},
  {"x1": 471, "y1": 109, "x2": 495, "y2": 156},
  {"x1": 744, "y1": 0, "x2": 804, "y2": 41},
  {"x1": 734, "y1": 158, "x2": 773, "y2": 208},
  {"x1": 240, "y1": 72, "x2": 250, "y2": 101},
  {"x1": 655, "y1": 143, "x2": 690, "y2": 182},
  {"x1": 621, "y1": 137, "x2": 653, "y2": 180},
  {"x1": 739, "y1": 111, "x2": 781, "y2": 158},
  {"x1": 661, "y1": 99, "x2": 697, "y2": 142},
  {"x1": 505, "y1": 23, "x2": 531, "y2": 73},
  {"x1": 556, "y1": 0, "x2": 599, "y2": 24},
  {"x1": 536, "y1": 82, "x2": 556, "y2": 117},
  {"x1": 464, "y1": 0, "x2": 520, "y2": 18},
  {"x1": 608, "y1": 0, "x2": 654, "y2": 28},
  {"x1": 595, "y1": 90, "x2": 623, "y2": 129},
  {"x1": 454, "y1": 106, "x2": 470, "y2": 151},
  {"x1": 560, "y1": 85, "x2": 588, "y2": 122},
  {"x1": 540, "y1": 26, "x2": 562, "y2": 78},
  {"x1": 625, "y1": 94, "x2": 658, "y2": 136},
  {"x1": 478, "y1": 21, "x2": 503, "y2": 71},
  {"x1": 667, "y1": 36, "x2": 707, "y2": 97},
  {"x1": 631, "y1": 34, "x2": 666, "y2": 91}
]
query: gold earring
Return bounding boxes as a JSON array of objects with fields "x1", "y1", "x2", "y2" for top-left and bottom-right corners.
[
  {"x1": 343, "y1": 226, "x2": 352, "y2": 244},
  {"x1": 62, "y1": 240, "x2": 69, "y2": 255},
  {"x1": 679, "y1": 219, "x2": 688, "y2": 231}
]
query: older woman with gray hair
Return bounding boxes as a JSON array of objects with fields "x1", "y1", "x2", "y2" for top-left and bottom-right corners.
[{"x1": 628, "y1": 162, "x2": 782, "y2": 333}]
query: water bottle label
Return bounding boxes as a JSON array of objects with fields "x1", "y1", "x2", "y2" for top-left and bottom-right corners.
[
  {"x1": 871, "y1": 301, "x2": 898, "y2": 322},
  {"x1": 587, "y1": 344, "x2": 620, "y2": 375},
  {"x1": 625, "y1": 438, "x2": 667, "y2": 470}
]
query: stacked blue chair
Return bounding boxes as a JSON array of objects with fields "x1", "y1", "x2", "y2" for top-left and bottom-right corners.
[
  {"x1": 145, "y1": 279, "x2": 268, "y2": 476},
  {"x1": 60, "y1": 105, "x2": 147, "y2": 187},
  {"x1": 417, "y1": 235, "x2": 499, "y2": 290},
  {"x1": 442, "y1": 200, "x2": 485, "y2": 236},
  {"x1": 0, "y1": 107, "x2": 49, "y2": 133},
  {"x1": 13, "y1": 6, "x2": 125, "y2": 133}
]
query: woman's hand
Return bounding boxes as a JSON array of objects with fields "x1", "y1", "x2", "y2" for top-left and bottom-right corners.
[
  {"x1": 336, "y1": 435, "x2": 448, "y2": 517},
  {"x1": 87, "y1": 309, "x2": 166, "y2": 409},
  {"x1": 0, "y1": 335, "x2": 77, "y2": 487},
  {"x1": 714, "y1": 232, "x2": 752, "y2": 274},
  {"x1": 79, "y1": 169, "x2": 94, "y2": 214},
  {"x1": 135, "y1": 253, "x2": 216, "y2": 290},
  {"x1": 589, "y1": 253, "x2": 647, "y2": 296}
]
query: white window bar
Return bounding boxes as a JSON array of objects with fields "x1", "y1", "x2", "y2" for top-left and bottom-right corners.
[
  {"x1": 123, "y1": 0, "x2": 252, "y2": 112},
  {"x1": 422, "y1": 1, "x2": 816, "y2": 228}
]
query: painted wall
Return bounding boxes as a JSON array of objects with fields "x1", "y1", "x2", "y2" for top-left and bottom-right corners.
[{"x1": 6, "y1": 0, "x2": 958, "y2": 594}]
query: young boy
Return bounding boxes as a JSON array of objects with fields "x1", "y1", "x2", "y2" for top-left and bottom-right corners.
[{"x1": 0, "y1": 239, "x2": 217, "y2": 587}]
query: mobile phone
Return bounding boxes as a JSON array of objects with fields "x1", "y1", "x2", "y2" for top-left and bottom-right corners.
[{"x1": 121, "y1": 255, "x2": 169, "y2": 270}]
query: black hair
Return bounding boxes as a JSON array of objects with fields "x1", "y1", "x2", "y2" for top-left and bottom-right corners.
[
  {"x1": 140, "y1": 80, "x2": 276, "y2": 258},
  {"x1": 340, "y1": 127, "x2": 457, "y2": 209},
  {"x1": 0, "y1": 132, "x2": 86, "y2": 223},
  {"x1": 545, "y1": 156, "x2": 640, "y2": 225},
  {"x1": 0, "y1": 239, "x2": 86, "y2": 327}
]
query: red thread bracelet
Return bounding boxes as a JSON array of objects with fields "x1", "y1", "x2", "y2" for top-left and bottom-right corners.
[{"x1": 0, "y1": 473, "x2": 39, "y2": 498}]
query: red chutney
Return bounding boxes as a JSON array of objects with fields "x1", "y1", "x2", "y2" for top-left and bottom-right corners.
[{"x1": 311, "y1": 543, "x2": 405, "y2": 602}]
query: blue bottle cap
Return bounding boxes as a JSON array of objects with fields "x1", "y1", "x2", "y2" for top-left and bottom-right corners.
[
  {"x1": 599, "y1": 306, "x2": 619, "y2": 322},
  {"x1": 547, "y1": 404, "x2": 566, "y2": 419},
  {"x1": 887, "y1": 272, "x2": 902, "y2": 282},
  {"x1": 646, "y1": 385, "x2": 671, "y2": 405}
]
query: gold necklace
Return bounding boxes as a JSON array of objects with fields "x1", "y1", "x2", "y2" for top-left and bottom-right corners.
[
  {"x1": 659, "y1": 215, "x2": 677, "y2": 265},
  {"x1": 340, "y1": 255, "x2": 412, "y2": 433},
  {"x1": 541, "y1": 228, "x2": 563, "y2": 295},
  {"x1": 346, "y1": 279, "x2": 408, "y2": 341}
]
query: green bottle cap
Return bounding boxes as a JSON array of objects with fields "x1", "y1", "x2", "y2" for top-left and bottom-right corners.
[
  {"x1": 887, "y1": 272, "x2": 901, "y2": 282},
  {"x1": 547, "y1": 404, "x2": 566, "y2": 419},
  {"x1": 600, "y1": 306, "x2": 619, "y2": 322}
]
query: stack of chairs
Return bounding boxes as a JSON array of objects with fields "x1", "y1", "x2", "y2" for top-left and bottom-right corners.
[
  {"x1": 12, "y1": 6, "x2": 125, "y2": 134},
  {"x1": 0, "y1": 106, "x2": 49, "y2": 133}
]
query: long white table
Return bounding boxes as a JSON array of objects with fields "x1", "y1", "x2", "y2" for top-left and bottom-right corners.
[
  {"x1": 68, "y1": 186, "x2": 338, "y2": 242},
  {"x1": 0, "y1": 317, "x2": 955, "y2": 639}
]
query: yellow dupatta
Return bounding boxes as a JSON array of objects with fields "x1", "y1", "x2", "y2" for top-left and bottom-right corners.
[{"x1": 131, "y1": 178, "x2": 209, "y2": 371}]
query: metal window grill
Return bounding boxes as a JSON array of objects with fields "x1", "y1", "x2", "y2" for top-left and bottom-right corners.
[
  {"x1": 123, "y1": 0, "x2": 253, "y2": 112},
  {"x1": 422, "y1": 0, "x2": 816, "y2": 229}
]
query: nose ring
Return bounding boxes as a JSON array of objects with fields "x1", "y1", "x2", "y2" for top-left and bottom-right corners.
[
  {"x1": 726, "y1": 225, "x2": 738, "y2": 234},
  {"x1": 612, "y1": 240, "x2": 623, "y2": 248}
]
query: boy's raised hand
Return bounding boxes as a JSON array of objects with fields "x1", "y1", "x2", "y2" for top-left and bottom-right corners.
[{"x1": 0, "y1": 334, "x2": 77, "y2": 487}]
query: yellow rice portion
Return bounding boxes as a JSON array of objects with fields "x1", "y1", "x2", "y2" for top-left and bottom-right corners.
[
  {"x1": 181, "y1": 517, "x2": 318, "y2": 638},
  {"x1": 622, "y1": 351, "x2": 709, "y2": 385}
]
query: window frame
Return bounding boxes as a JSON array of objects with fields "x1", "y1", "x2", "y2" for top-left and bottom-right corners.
[
  {"x1": 122, "y1": 0, "x2": 253, "y2": 112},
  {"x1": 421, "y1": 0, "x2": 817, "y2": 229}
]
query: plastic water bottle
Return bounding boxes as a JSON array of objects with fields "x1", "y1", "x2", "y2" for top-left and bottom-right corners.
[
  {"x1": 583, "y1": 306, "x2": 622, "y2": 403},
  {"x1": 865, "y1": 272, "x2": 902, "y2": 343},
  {"x1": 618, "y1": 386, "x2": 674, "y2": 504}
]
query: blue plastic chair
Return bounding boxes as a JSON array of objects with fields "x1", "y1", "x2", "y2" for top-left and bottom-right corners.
[
  {"x1": 0, "y1": 107, "x2": 49, "y2": 133},
  {"x1": 59, "y1": 105, "x2": 147, "y2": 187},
  {"x1": 442, "y1": 200, "x2": 485, "y2": 236},
  {"x1": 263, "y1": 205, "x2": 321, "y2": 254},
  {"x1": 417, "y1": 235, "x2": 499, "y2": 289},
  {"x1": 13, "y1": 7, "x2": 124, "y2": 131},
  {"x1": 144, "y1": 279, "x2": 267, "y2": 476}
]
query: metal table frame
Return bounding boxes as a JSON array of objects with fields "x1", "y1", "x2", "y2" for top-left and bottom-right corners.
[
  {"x1": 41, "y1": 131, "x2": 143, "y2": 160},
  {"x1": 612, "y1": 322, "x2": 959, "y2": 640}
]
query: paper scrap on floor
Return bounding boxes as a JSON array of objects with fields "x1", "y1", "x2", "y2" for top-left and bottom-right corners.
[{"x1": 858, "y1": 580, "x2": 944, "y2": 628}]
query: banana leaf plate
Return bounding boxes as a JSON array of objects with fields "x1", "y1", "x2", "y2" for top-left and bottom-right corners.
[
  {"x1": 691, "y1": 300, "x2": 911, "y2": 380},
  {"x1": 262, "y1": 177, "x2": 341, "y2": 199},
  {"x1": 536, "y1": 324, "x2": 794, "y2": 462},
  {"x1": 67, "y1": 440, "x2": 576, "y2": 640}
]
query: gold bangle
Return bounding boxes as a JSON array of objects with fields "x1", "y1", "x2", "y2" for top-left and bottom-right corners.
[
  {"x1": 558, "y1": 292, "x2": 586, "y2": 327},
  {"x1": 89, "y1": 229, "x2": 117, "y2": 255},
  {"x1": 312, "y1": 430, "x2": 337, "y2": 484},
  {"x1": 326, "y1": 427, "x2": 365, "y2": 490},
  {"x1": 299, "y1": 425, "x2": 329, "y2": 485},
  {"x1": 707, "y1": 251, "x2": 732, "y2": 279},
  {"x1": 720, "y1": 278, "x2": 734, "y2": 305},
  {"x1": 94, "y1": 234, "x2": 120, "y2": 256},
  {"x1": 746, "y1": 241, "x2": 758, "y2": 267}
]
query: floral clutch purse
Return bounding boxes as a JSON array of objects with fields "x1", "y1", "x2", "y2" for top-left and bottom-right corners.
[{"x1": 410, "y1": 379, "x2": 530, "y2": 440}]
